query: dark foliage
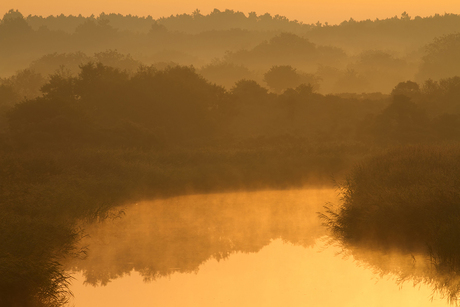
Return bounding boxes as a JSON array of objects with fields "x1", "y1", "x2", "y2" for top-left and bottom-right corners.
[{"x1": 321, "y1": 145, "x2": 460, "y2": 303}]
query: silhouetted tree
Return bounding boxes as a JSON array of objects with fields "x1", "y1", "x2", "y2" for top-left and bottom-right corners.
[
  {"x1": 0, "y1": 84, "x2": 20, "y2": 107},
  {"x1": 372, "y1": 95, "x2": 430, "y2": 143},
  {"x1": 1, "y1": 69, "x2": 46, "y2": 100},
  {"x1": 0, "y1": 9, "x2": 33, "y2": 57},
  {"x1": 226, "y1": 33, "x2": 319, "y2": 69},
  {"x1": 418, "y1": 33, "x2": 460, "y2": 80},
  {"x1": 0, "y1": 9, "x2": 32, "y2": 34},
  {"x1": 29, "y1": 52, "x2": 91, "y2": 77},
  {"x1": 391, "y1": 81, "x2": 421, "y2": 101},
  {"x1": 231, "y1": 79, "x2": 269, "y2": 100},
  {"x1": 264, "y1": 65, "x2": 301, "y2": 93}
]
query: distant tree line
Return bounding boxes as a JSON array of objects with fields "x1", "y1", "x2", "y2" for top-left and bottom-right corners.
[
  {"x1": 2, "y1": 9, "x2": 460, "y2": 94},
  {"x1": 2, "y1": 62, "x2": 460, "y2": 149}
]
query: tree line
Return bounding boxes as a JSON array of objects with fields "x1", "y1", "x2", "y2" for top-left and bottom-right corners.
[{"x1": 2, "y1": 9, "x2": 460, "y2": 94}]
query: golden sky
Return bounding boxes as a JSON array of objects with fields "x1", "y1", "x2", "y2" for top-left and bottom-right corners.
[{"x1": 1, "y1": 0, "x2": 459, "y2": 24}]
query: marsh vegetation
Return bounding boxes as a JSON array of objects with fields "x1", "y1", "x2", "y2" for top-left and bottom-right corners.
[
  {"x1": 2, "y1": 8, "x2": 460, "y2": 306},
  {"x1": 321, "y1": 145, "x2": 460, "y2": 303}
]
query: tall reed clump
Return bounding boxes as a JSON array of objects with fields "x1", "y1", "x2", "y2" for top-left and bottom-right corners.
[
  {"x1": 321, "y1": 144, "x2": 460, "y2": 302},
  {"x1": 0, "y1": 212, "x2": 84, "y2": 307},
  {"x1": 0, "y1": 149, "x2": 127, "y2": 307}
]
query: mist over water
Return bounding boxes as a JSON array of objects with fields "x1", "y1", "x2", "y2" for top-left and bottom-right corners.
[
  {"x1": 66, "y1": 189, "x2": 449, "y2": 307},
  {"x1": 67, "y1": 189, "x2": 334, "y2": 285},
  {"x1": 3, "y1": 7, "x2": 460, "y2": 307}
]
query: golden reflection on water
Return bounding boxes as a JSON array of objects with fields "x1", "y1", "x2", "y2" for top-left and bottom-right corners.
[{"x1": 66, "y1": 189, "x2": 451, "y2": 307}]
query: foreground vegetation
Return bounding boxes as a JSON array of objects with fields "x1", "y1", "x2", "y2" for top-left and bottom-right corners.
[
  {"x1": 321, "y1": 145, "x2": 460, "y2": 303},
  {"x1": 1, "y1": 36, "x2": 460, "y2": 304}
]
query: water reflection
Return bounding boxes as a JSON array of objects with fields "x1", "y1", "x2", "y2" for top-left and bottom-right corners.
[
  {"x1": 66, "y1": 189, "x2": 451, "y2": 306},
  {"x1": 67, "y1": 189, "x2": 332, "y2": 286},
  {"x1": 337, "y1": 242, "x2": 460, "y2": 304},
  {"x1": 68, "y1": 239, "x2": 450, "y2": 307}
]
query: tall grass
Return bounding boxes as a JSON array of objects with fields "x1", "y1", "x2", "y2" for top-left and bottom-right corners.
[{"x1": 321, "y1": 144, "x2": 460, "y2": 303}]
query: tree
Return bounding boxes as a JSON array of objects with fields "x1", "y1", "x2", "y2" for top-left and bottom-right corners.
[
  {"x1": 0, "y1": 9, "x2": 33, "y2": 49},
  {"x1": 371, "y1": 95, "x2": 430, "y2": 143},
  {"x1": 418, "y1": 33, "x2": 460, "y2": 80},
  {"x1": 263, "y1": 65, "x2": 301, "y2": 93},
  {"x1": 391, "y1": 81, "x2": 420, "y2": 100},
  {"x1": 1, "y1": 69, "x2": 46, "y2": 100}
]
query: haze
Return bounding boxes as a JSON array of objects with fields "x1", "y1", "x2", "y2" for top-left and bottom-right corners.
[
  {"x1": 2, "y1": 0, "x2": 459, "y2": 24},
  {"x1": 3, "y1": 0, "x2": 460, "y2": 305}
]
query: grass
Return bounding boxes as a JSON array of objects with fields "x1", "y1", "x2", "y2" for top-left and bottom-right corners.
[{"x1": 320, "y1": 143, "x2": 460, "y2": 303}]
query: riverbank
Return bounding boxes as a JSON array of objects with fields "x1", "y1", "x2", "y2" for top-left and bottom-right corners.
[
  {"x1": 321, "y1": 144, "x2": 460, "y2": 303},
  {"x1": 0, "y1": 138, "x2": 371, "y2": 306}
]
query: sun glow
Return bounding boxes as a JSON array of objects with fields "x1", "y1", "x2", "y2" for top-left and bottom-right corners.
[{"x1": 1, "y1": 0, "x2": 459, "y2": 25}]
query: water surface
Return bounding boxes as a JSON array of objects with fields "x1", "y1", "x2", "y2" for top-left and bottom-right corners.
[{"x1": 67, "y1": 189, "x2": 450, "y2": 307}]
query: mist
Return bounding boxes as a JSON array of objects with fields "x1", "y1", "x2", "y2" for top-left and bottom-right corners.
[
  {"x1": 2, "y1": 6, "x2": 460, "y2": 307},
  {"x1": 67, "y1": 189, "x2": 333, "y2": 285}
]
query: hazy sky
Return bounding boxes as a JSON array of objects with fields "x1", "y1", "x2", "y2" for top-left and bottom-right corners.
[{"x1": 1, "y1": 0, "x2": 459, "y2": 25}]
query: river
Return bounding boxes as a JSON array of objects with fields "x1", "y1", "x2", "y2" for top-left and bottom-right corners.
[{"x1": 66, "y1": 189, "x2": 451, "y2": 307}]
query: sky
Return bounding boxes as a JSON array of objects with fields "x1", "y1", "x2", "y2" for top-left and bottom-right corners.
[{"x1": 1, "y1": 0, "x2": 459, "y2": 25}]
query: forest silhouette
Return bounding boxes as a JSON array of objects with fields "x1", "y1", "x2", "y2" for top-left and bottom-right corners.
[{"x1": 2, "y1": 7, "x2": 460, "y2": 306}]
